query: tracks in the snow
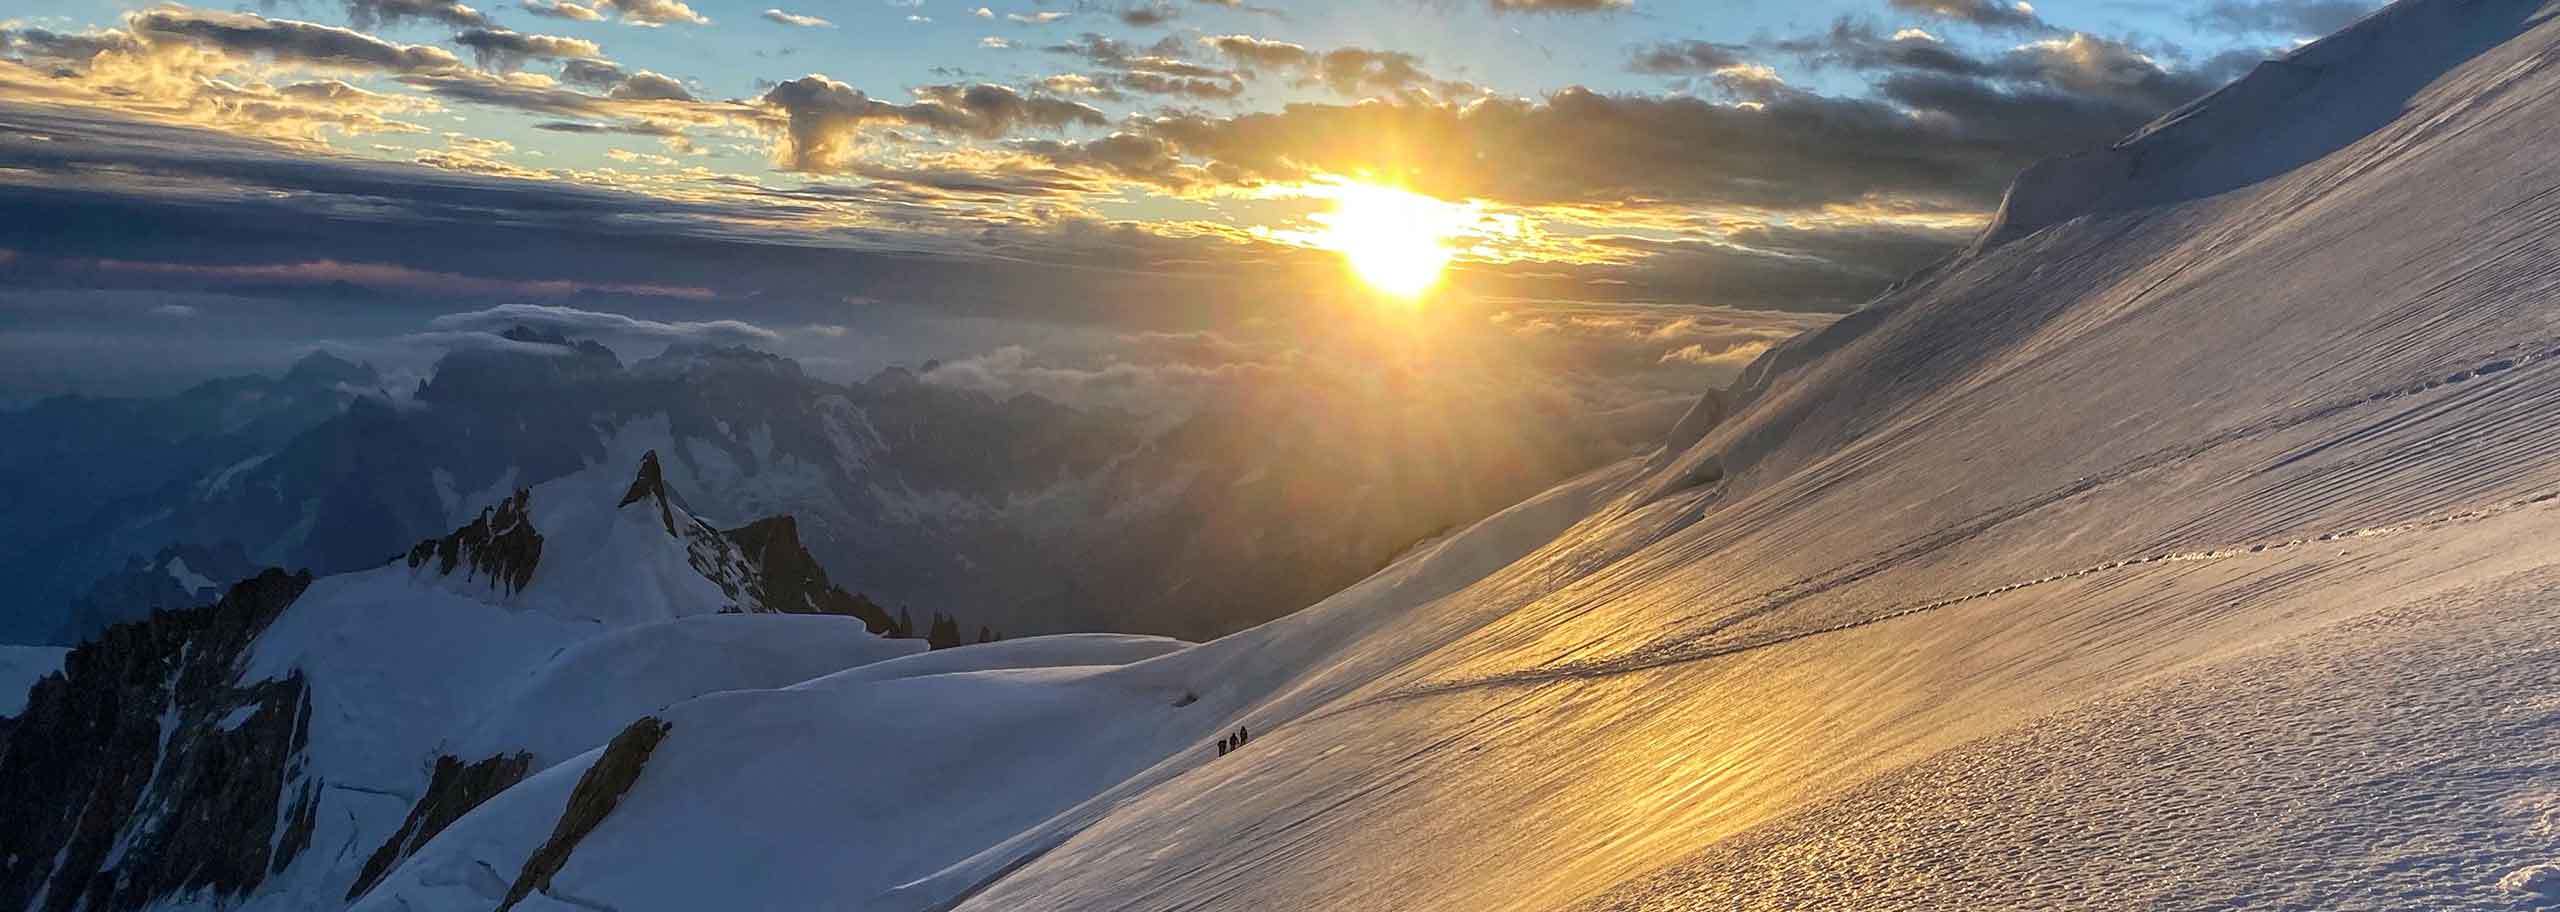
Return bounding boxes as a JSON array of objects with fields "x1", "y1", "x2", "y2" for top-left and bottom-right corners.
[{"x1": 1333, "y1": 341, "x2": 2560, "y2": 715}]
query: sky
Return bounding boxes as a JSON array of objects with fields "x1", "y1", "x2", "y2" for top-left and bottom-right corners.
[{"x1": 0, "y1": 0, "x2": 2381, "y2": 408}]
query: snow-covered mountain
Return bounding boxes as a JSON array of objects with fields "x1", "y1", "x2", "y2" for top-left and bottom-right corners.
[
  {"x1": 0, "y1": 448, "x2": 1078, "y2": 910},
  {"x1": 16, "y1": 0, "x2": 2560, "y2": 909},
  {"x1": 0, "y1": 351, "x2": 385, "y2": 643}
]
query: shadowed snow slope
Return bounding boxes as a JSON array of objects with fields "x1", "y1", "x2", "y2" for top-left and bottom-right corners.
[
  {"x1": 0, "y1": 443, "x2": 943, "y2": 912},
  {"x1": 264, "y1": 0, "x2": 2560, "y2": 909}
]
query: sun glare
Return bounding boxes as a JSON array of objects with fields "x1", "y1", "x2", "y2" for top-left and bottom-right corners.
[{"x1": 1307, "y1": 181, "x2": 1475, "y2": 299}]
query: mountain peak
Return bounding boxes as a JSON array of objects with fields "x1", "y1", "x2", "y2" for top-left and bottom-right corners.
[
  {"x1": 635, "y1": 343, "x2": 802, "y2": 379},
  {"x1": 283, "y1": 349, "x2": 379, "y2": 388},
  {"x1": 618, "y1": 450, "x2": 678, "y2": 537}
]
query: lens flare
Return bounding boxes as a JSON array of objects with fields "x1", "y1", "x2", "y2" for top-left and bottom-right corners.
[{"x1": 1307, "y1": 182, "x2": 1474, "y2": 299}]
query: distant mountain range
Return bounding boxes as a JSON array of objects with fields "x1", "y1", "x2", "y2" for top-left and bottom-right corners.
[{"x1": 2, "y1": 324, "x2": 1658, "y2": 644}]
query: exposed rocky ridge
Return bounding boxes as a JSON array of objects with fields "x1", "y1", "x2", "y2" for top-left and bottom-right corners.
[
  {"x1": 721, "y1": 514, "x2": 900, "y2": 634},
  {"x1": 0, "y1": 453, "x2": 951, "y2": 912},
  {"x1": 404, "y1": 488, "x2": 543, "y2": 595},
  {"x1": 346, "y1": 752, "x2": 536, "y2": 902},
  {"x1": 0, "y1": 568, "x2": 316, "y2": 912},
  {"x1": 498, "y1": 717, "x2": 671, "y2": 912}
]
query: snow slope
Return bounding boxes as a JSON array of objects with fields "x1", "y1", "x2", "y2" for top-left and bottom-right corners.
[
  {"x1": 129, "y1": 444, "x2": 936, "y2": 910},
  {"x1": 348, "y1": 460, "x2": 1635, "y2": 912},
  {"x1": 355, "y1": 1, "x2": 2560, "y2": 910},
  {"x1": 138, "y1": 1, "x2": 2560, "y2": 910},
  {"x1": 942, "y1": 2, "x2": 2560, "y2": 909}
]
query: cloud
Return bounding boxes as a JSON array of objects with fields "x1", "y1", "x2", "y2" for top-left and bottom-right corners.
[
  {"x1": 522, "y1": 0, "x2": 606, "y2": 20},
  {"x1": 396, "y1": 67, "x2": 709, "y2": 127},
  {"x1": 1099, "y1": 75, "x2": 2175, "y2": 213},
  {"x1": 1629, "y1": 40, "x2": 1753, "y2": 74},
  {"x1": 761, "y1": 8, "x2": 835, "y2": 27},
  {"x1": 0, "y1": 8, "x2": 480, "y2": 140},
  {"x1": 126, "y1": 8, "x2": 464, "y2": 74},
  {"x1": 1192, "y1": 34, "x2": 1456, "y2": 99},
  {"x1": 85, "y1": 259, "x2": 718, "y2": 300},
  {"x1": 427, "y1": 303, "x2": 779, "y2": 345},
  {"x1": 596, "y1": 0, "x2": 711, "y2": 26},
  {"x1": 1118, "y1": 3, "x2": 1180, "y2": 26},
  {"x1": 0, "y1": 27, "x2": 142, "y2": 63},
  {"x1": 757, "y1": 76, "x2": 1106, "y2": 172},
  {"x1": 1201, "y1": 34, "x2": 1311, "y2": 69},
  {"x1": 1488, "y1": 301, "x2": 1833, "y2": 384},
  {"x1": 1885, "y1": 0, "x2": 2051, "y2": 32},
  {"x1": 919, "y1": 333, "x2": 1295, "y2": 415},
  {"x1": 343, "y1": 0, "x2": 489, "y2": 30},
  {"x1": 451, "y1": 28, "x2": 603, "y2": 71}
]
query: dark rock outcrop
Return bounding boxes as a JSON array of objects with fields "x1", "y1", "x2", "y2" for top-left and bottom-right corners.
[
  {"x1": 499, "y1": 716, "x2": 671, "y2": 912},
  {"x1": 405, "y1": 489, "x2": 543, "y2": 594},
  {"x1": 0, "y1": 569, "x2": 316, "y2": 912},
  {"x1": 721, "y1": 515, "x2": 898, "y2": 634},
  {"x1": 346, "y1": 752, "x2": 536, "y2": 902},
  {"x1": 618, "y1": 450, "x2": 678, "y2": 536}
]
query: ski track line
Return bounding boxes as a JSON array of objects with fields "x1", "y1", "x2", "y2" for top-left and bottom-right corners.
[
  {"x1": 1344, "y1": 486, "x2": 2560, "y2": 712},
  {"x1": 1657, "y1": 336, "x2": 2560, "y2": 649},
  {"x1": 1329, "y1": 344, "x2": 2560, "y2": 716}
]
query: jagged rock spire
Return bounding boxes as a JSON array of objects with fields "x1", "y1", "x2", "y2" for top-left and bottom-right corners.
[
  {"x1": 618, "y1": 450, "x2": 678, "y2": 537},
  {"x1": 405, "y1": 490, "x2": 543, "y2": 595}
]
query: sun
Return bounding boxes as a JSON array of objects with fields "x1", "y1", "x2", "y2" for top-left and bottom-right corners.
[{"x1": 1307, "y1": 181, "x2": 1474, "y2": 299}]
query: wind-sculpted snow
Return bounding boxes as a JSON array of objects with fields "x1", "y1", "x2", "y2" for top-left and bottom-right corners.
[{"x1": 1574, "y1": 562, "x2": 2560, "y2": 911}]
